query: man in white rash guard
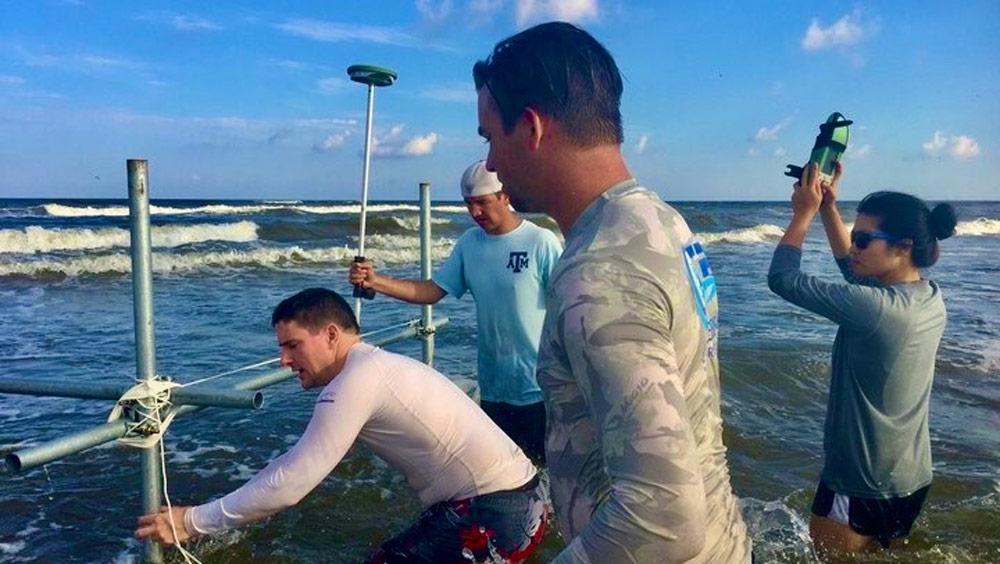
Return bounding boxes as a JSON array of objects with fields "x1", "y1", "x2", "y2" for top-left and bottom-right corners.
[{"x1": 134, "y1": 288, "x2": 547, "y2": 563}]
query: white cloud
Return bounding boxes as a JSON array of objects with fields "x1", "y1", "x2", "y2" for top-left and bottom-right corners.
[
  {"x1": 950, "y1": 136, "x2": 980, "y2": 159},
  {"x1": 801, "y1": 10, "x2": 879, "y2": 60},
  {"x1": 421, "y1": 84, "x2": 477, "y2": 103},
  {"x1": 516, "y1": 0, "x2": 599, "y2": 27},
  {"x1": 754, "y1": 115, "x2": 794, "y2": 141},
  {"x1": 136, "y1": 11, "x2": 222, "y2": 31},
  {"x1": 370, "y1": 125, "x2": 438, "y2": 157},
  {"x1": 0, "y1": 75, "x2": 25, "y2": 85},
  {"x1": 269, "y1": 59, "x2": 306, "y2": 70},
  {"x1": 470, "y1": 0, "x2": 506, "y2": 17},
  {"x1": 191, "y1": 117, "x2": 249, "y2": 129},
  {"x1": 317, "y1": 77, "x2": 347, "y2": 94},
  {"x1": 399, "y1": 133, "x2": 439, "y2": 156},
  {"x1": 846, "y1": 143, "x2": 871, "y2": 160},
  {"x1": 314, "y1": 131, "x2": 352, "y2": 152},
  {"x1": 416, "y1": 0, "x2": 454, "y2": 23},
  {"x1": 635, "y1": 134, "x2": 649, "y2": 154},
  {"x1": 277, "y1": 18, "x2": 420, "y2": 47},
  {"x1": 293, "y1": 118, "x2": 357, "y2": 129},
  {"x1": 277, "y1": 18, "x2": 459, "y2": 52},
  {"x1": 802, "y1": 11, "x2": 864, "y2": 50},
  {"x1": 16, "y1": 46, "x2": 62, "y2": 67},
  {"x1": 16, "y1": 46, "x2": 141, "y2": 71},
  {"x1": 922, "y1": 131, "x2": 980, "y2": 160},
  {"x1": 80, "y1": 55, "x2": 134, "y2": 68},
  {"x1": 773, "y1": 146, "x2": 786, "y2": 157}
]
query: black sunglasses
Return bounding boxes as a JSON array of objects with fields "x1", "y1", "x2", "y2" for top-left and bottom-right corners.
[{"x1": 851, "y1": 230, "x2": 899, "y2": 250}]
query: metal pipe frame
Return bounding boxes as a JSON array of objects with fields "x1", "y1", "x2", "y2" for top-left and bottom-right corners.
[
  {"x1": 419, "y1": 182, "x2": 436, "y2": 366},
  {"x1": 127, "y1": 159, "x2": 162, "y2": 563},
  {"x1": 0, "y1": 378, "x2": 262, "y2": 410},
  {"x1": 1, "y1": 315, "x2": 453, "y2": 475},
  {"x1": 4, "y1": 420, "x2": 129, "y2": 473},
  {"x1": 3, "y1": 159, "x2": 451, "y2": 563}
]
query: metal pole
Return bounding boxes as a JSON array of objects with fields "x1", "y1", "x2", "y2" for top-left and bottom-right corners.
[
  {"x1": 354, "y1": 83, "x2": 376, "y2": 324},
  {"x1": 0, "y1": 379, "x2": 260, "y2": 409},
  {"x1": 5, "y1": 420, "x2": 129, "y2": 473},
  {"x1": 127, "y1": 159, "x2": 162, "y2": 564},
  {"x1": 419, "y1": 182, "x2": 435, "y2": 366},
  {"x1": 0, "y1": 378, "x2": 124, "y2": 401}
]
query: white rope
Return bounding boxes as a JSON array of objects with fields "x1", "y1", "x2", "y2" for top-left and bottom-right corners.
[
  {"x1": 175, "y1": 318, "x2": 421, "y2": 390},
  {"x1": 180, "y1": 358, "x2": 280, "y2": 389},
  {"x1": 361, "y1": 318, "x2": 420, "y2": 338},
  {"x1": 153, "y1": 402, "x2": 203, "y2": 564}
]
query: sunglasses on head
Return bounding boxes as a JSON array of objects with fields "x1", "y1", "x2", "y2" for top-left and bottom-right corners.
[{"x1": 851, "y1": 230, "x2": 899, "y2": 249}]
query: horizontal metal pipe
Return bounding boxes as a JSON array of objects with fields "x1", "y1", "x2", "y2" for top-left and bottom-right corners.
[
  {"x1": 0, "y1": 378, "x2": 261, "y2": 409},
  {"x1": 234, "y1": 367, "x2": 297, "y2": 391},
  {"x1": 171, "y1": 388, "x2": 262, "y2": 410},
  {"x1": 5, "y1": 419, "x2": 129, "y2": 473},
  {"x1": 2, "y1": 318, "x2": 450, "y2": 474},
  {"x1": 0, "y1": 378, "x2": 125, "y2": 401},
  {"x1": 172, "y1": 367, "x2": 297, "y2": 419},
  {"x1": 369, "y1": 317, "x2": 449, "y2": 348}
]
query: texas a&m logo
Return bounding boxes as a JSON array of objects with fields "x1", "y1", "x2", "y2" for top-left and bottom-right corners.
[{"x1": 507, "y1": 251, "x2": 529, "y2": 273}]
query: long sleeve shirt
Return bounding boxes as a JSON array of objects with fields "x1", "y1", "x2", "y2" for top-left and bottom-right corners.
[
  {"x1": 186, "y1": 343, "x2": 536, "y2": 534},
  {"x1": 768, "y1": 244, "x2": 945, "y2": 497},
  {"x1": 539, "y1": 180, "x2": 751, "y2": 564}
]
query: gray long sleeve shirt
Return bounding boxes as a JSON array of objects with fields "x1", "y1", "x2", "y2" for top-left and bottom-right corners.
[
  {"x1": 768, "y1": 244, "x2": 945, "y2": 498},
  {"x1": 540, "y1": 180, "x2": 751, "y2": 563}
]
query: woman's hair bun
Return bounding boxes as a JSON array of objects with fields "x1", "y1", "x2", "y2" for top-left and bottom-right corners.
[{"x1": 929, "y1": 203, "x2": 957, "y2": 240}]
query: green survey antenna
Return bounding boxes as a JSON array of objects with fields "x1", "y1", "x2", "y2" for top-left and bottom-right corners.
[{"x1": 785, "y1": 112, "x2": 853, "y2": 182}]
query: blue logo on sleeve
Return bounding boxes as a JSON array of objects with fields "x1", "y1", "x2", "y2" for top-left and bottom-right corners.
[{"x1": 682, "y1": 242, "x2": 717, "y2": 329}]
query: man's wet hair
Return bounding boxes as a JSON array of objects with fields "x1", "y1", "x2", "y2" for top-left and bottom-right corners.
[
  {"x1": 271, "y1": 288, "x2": 360, "y2": 334},
  {"x1": 473, "y1": 21, "x2": 623, "y2": 147}
]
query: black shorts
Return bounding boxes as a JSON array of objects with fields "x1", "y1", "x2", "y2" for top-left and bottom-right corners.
[
  {"x1": 811, "y1": 481, "x2": 930, "y2": 548},
  {"x1": 480, "y1": 400, "x2": 546, "y2": 465}
]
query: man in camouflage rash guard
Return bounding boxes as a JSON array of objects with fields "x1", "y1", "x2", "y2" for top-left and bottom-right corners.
[{"x1": 474, "y1": 23, "x2": 752, "y2": 563}]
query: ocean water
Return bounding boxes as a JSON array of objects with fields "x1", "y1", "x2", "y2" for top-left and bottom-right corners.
[{"x1": 0, "y1": 197, "x2": 997, "y2": 563}]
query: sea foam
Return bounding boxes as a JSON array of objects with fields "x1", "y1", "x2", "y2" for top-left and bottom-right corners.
[
  {"x1": 0, "y1": 236, "x2": 456, "y2": 279},
  {"x1": 0, "y1": 222, "x2": 259, "y2": 254},
  {"x1": 697, "y1": 224, "x2": 785, "y2": 245},
  {"x1": 956, "y1": 218, "x2": 1000, "y2": 237},
  {"x1": 42, "y1": 202, "x2": 472, "y2": 218}
]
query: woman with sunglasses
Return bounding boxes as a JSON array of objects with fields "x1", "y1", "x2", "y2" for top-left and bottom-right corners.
[{"x1": 768, "y1": 162, "x2": 956, "y2": 555}]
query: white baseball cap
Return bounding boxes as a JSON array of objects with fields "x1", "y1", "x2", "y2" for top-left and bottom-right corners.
[{"x1": 460, "y1": 160, "x2": 502, "y2": 198}]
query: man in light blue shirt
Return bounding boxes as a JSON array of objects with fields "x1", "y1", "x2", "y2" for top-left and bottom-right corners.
[{"x1": 349, "y1": 160, "x2": 562, "y2": 463}]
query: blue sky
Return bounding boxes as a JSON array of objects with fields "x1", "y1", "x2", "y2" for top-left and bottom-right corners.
[{"x1": 1, "y1": 1, "x2": 997, "y2": 201}]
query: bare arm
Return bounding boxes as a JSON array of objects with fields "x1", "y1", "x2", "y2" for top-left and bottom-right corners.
[
  {"x1": 349, "y1": 261, "x2": 446, "y2": 304},
  {"x1": 819, "y1": 162, "x2": 851, "y2": 259}
]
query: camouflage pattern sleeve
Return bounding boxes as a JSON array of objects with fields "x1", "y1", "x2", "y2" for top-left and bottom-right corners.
[{"x1": 549, "y1": 256, "x2": 709, "y2": 564}]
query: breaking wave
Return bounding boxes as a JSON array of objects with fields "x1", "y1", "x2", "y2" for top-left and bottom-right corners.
[
  {"x1": 41, "y1": 202, "x2": 471, "y2": 218},
  {"x1": 956, "y1": 218, "x2": 1000, "y2": 237},
  {"x1": 697, "y1": 224, "x2": 785, "y2": 245},
  {"x1": 0, "y1": 222, "x2": 258, "y2": 254},
  {"x1": 0, "y1": 235, "x2": 456, "y2": 279}
]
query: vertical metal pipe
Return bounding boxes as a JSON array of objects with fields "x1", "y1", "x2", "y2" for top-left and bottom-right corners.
[
  {"x1": 419, "y1": 182, "x2": 435, "y2": 366},
  {"x1": 355, "y1": 83, "x2": 376, "y2": 325},
  {"x1": 127, "y1": 159, "x2": 163, "y2": 564}
]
